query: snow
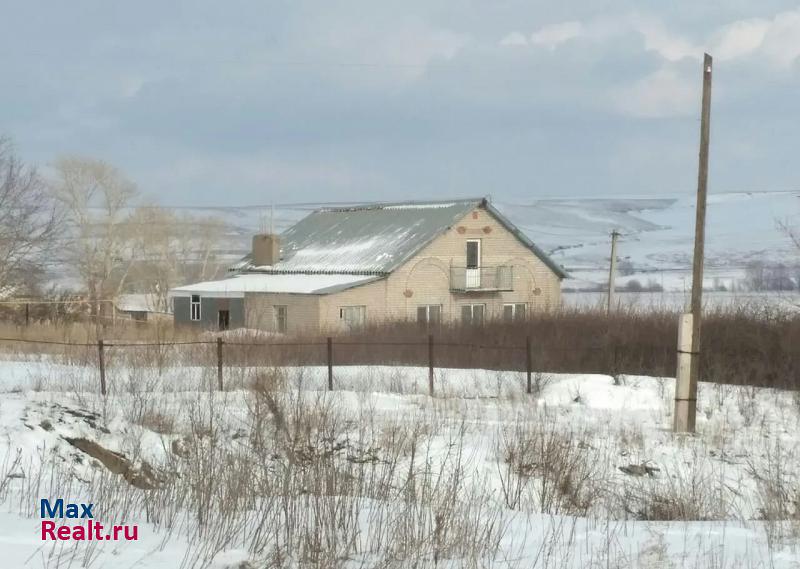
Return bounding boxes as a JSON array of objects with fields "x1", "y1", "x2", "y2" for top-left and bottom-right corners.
[
  {"x1": 502, "y1": 191, "x2": 800, "y2": 291},
  {"x1": 382, "y1": 203, "x2": 457, "y2": 210},
  {"x1": 115, "y1": 293, "x2": 165, "y2": 313},
  {"x1": 564, "y1": 290, "x2": 800, "y2": 312},
  {"x1": 169, "y1": 273, "x2": 382, "y2": 297},
  {"x1": 1, "y1": 358, "x2": 799, "y2": 567},
  {"x1": 235, "y1": 200, "x2": 480, "y2": 274}
]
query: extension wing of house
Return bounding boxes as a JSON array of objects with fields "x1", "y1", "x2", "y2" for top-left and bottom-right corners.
[{"x1": 169, "y1": 198, "x2": 567, "y2": 332}]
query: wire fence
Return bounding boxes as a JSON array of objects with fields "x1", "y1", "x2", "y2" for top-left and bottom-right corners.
[
  {"x1": 0, "y1": 325, "x2": 796, "y2": 395},
  {"x1": 0, "y1": 334, "x2": 677, "y2": 397}
]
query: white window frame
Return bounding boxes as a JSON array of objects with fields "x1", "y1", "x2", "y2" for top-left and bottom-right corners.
[
  {"x1": 503, "y1": 303, "x2": 527, "y2": 322},
  {"x1": 190, "y1": 295, "x2": 201, "y2": 321},
  {"x1": 273, "y1": 305, "x2": 288, "y2": 333},
  {"x1": 466, "y1": 239, "x2": 481, "y2": 269},
  {"x1": 417, "y1": 304, "x2": 442, "y2": 326},
  {"x1": 461, "y1": 303, "x2": 485, "y2": 325},
  {"x1": 465, "y1": 239, "x2": 482, "y2": 289},
  {"x1": 339, "y1": 305, "x2": 367, "y2": 330}
]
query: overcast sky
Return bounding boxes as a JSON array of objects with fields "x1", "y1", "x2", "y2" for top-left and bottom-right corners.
[{"x1": 2, "y1": 1, "x2": 800, "y2": 206}]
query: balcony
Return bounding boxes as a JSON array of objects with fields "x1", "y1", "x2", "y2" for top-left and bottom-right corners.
[{"x1": 450, "y1": 266, "x2": 513, "y2": 292}]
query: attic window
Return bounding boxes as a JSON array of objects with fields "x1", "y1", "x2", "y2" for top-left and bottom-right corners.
[{"x1": 190, "y1": 295, "x2": 201, "y2": 321}]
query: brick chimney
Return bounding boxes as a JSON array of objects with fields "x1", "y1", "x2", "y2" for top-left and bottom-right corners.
[{"x1": 251, "y1": 234, "x2": 280, "y2": 267}]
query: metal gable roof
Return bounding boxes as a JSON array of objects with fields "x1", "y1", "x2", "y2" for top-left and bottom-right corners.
[
  {"x1": 233, "y1": 197, "x2": 568, "y2": 279},
  {"x1": 237, "y1": 199, "x2": 482, "y2": 274}
]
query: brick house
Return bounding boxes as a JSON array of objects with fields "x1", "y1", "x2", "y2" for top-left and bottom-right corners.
[{"x1": 169, "y1": 198, "x2": 567, "y2": 332}]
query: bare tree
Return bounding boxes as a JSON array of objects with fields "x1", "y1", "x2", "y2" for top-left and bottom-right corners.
[
  {"x1": 50, "y1": 157, "x2": 138, "y2": 318},
  {"x1": 778, "y1": 218, "x2": 800, "y2": 251},
  {"x1": 126, "y1": 206, "x2": 226, "y2": 311},
  {"x1": 777, "y1": 218, "x2": 800, "y2": 292},
  {"x1": 0, "y1": 137, "x2": 58, "y2": 297}
]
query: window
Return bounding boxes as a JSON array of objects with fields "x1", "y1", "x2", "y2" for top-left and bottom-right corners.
[
  {"x1": 503, "y1": 303, "x2": 527, "y2": 322},
  {"x1": 466, "y1": 239, "x2": 481, "y2": 269},
  {"x1": 417, "y1": 305, "x2": 442, "y2": 326},
  {"x1": 274, "y1": 305, "x2": 287, "y2": 333},
  {"x1": 190, "y1": 295, "x2": 201, "y2": 321},
  {"x1": 340, "y1": 306, "x2": 366, "y2": 330},
  {"x1": 461, "y1": 304, "x2": 485, "y2": 325}
]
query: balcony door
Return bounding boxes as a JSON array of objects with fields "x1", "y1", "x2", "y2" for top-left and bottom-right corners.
[{"x1": 466, "y1": 239, "x2": 481, "y2": 289}]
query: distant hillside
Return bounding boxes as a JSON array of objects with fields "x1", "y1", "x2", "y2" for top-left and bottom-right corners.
[{"x1": 495, "y1": 191, "x2": 800, "y2": 290}]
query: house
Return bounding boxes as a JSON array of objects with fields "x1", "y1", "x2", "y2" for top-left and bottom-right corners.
[
  {"x1": 169, "y1": 198, "x2": 567, "y2": 332},
  {"x1": 115, "y1": 294, "x2": 172, "y2": 323}
]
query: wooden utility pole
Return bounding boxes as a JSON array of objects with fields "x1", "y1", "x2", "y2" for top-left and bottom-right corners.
[
  {"x1": 428, "y1": 334, "x2": 435, "y2": 397},
  {"x1": 607, "y1": 230, "x2": 620, "y2": 315},
  {"x1": 674, "y1": 53, "x2": 713, "y2": 433},
  {"x1": 217, "y1": 337, "x2": 224, "y2": 391}
]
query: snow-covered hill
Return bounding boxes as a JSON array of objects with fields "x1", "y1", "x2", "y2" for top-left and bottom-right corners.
[{"x1": 496, "y1": 190, "x2": 800, "y2": 290}]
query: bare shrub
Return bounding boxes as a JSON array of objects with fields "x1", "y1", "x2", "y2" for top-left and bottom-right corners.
[
  {"x1": 747, "y1": 437, "x2": 800, "y2": 543},
  {"x1": 138, "y1": 410, "x2": 176, "y2": 434},
  {"x1": 620, "y1": 455, "x2": 734, "y2": 521},
  {"x1": 499, "y1": 413, "x2": 605, "y2": 515}
]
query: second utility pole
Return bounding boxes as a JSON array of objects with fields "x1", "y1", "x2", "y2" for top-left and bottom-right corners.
[
  {"x1": 607, "y1": 230, "x2": 620, "y2": 315},
  {"x1": 674, "y1": 53, "x2": 713, "y2": 433}
]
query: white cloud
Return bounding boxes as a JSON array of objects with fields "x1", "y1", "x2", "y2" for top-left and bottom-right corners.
[
  {"x1": 629, "y1": 16, "x2": 700, "y2": 62},
  {"x1": 711, "y1": 19, "x2": 769, "y2": 61},
  {"x1": 507, "y1": 16, "x2": 699, "y2": 60},
  {"x1": 759, "y1": 9, "x2": 800, "y2": 68},
  {"x1": 529, "y1": 21, "x2": 583, "y2": 50},
  {"x1": 613, "y1": 67, "x2": 697, "y2": 118},
  {"x1": 499, "y1": 31, "x2": 528, "y2": 47},
  {"x1": 707, "y1": 8, "x2": 800, "y2": 67}
]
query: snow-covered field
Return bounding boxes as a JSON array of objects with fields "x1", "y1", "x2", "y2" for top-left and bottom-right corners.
[
  {"x1": 563, "y1": 290, "x2": 800, "y2": 313},
  {"x1": 1, "y1": 358, "x2": 799, "y2": 568}
]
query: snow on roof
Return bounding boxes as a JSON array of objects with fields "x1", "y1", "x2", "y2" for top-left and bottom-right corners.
[
  {"x1": 116, "y1": 294, "x2": 162, "y2": 313},
  {"x1": 228, "y1": 196, "x2": 568, "y2": 279},
  {"x1": 234, "y1": 199, "x2": 483, "y2": 274},
  {"x1": 169, "y1": 273, "x2": 382, "y2": 298}
]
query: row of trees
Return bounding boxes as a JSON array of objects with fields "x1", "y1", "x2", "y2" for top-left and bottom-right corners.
[
  {"x1": 0, "y1": 137, "x2": 227, "y2": 315},
  {"x1": 743, "y1": 261, "x2": 800, "y2": 292}
]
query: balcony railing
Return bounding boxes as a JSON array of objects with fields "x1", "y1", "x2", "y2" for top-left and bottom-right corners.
[{"x1": 450, "y1": 266, "x2": 513, "y2": 292}]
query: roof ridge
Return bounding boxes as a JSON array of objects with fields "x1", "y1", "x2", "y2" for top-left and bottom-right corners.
[{"x1": 318, "y1": 197, "x2": 486, "y2": 213}]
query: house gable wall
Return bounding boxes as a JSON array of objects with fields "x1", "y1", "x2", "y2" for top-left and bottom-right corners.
[{"x1": 317, "y1": 206, "x2": 561, "y2": 330}]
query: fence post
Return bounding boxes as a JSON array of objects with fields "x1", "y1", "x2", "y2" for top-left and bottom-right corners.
[
  {"x1": 327, "y1": 337, "x2": 333, "y2": 391},
  {"x1": 428, "y1": 334, "x2": 435, "y2": 397},
  {"x1": 25, "y1": 303, "x2": 30, "y2": 326},
  {"x1": 98, "y1": 339, "x2": 107, "y2": 396},
  {"x1": 217, "y1": 337, "x2": 224, "y2": 391},
  {"x1": 526, "y1": 335, "x2": 532, "y2": 395}
]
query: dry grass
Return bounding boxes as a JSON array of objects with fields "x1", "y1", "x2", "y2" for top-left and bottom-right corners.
[
  {"x1": 1, "y1": 303, "x2": 798, "y2": 392},
  {"x1": 225, "y1": 305, "x2": 800, "y2": 391}
]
